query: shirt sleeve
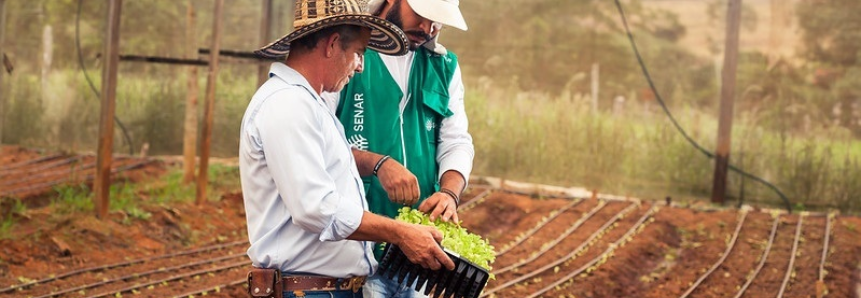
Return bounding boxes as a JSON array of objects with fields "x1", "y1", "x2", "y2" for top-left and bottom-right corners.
[
  {"x1": 257, "y1": 89, "x2": 363, "y2": 241},
  {"x1": 436, "y1": 64, "x2": 475, "y2": 186}
]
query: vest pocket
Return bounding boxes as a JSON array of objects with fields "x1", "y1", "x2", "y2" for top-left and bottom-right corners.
[
  {"x1": 420, "y1": 90, "x2": 449, "y2": 148},
  {"x1": 421, "y1": 89, "x2": 452, "y2": 118}
]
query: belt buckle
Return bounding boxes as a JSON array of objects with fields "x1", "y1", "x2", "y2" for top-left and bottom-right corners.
[{"x1": 347, "y1": 276, "x2": 365, "y2": 293}]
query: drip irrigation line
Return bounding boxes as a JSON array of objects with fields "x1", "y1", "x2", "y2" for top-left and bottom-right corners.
[
  {"x1": 777, "y1": 214, "x2": 805, "y2": 297},
  {"x1": 482, "y1": 202, "x2": 638, "y2": 297},
  {"x1": 0, "y1": 160, "x2": 99, "y2": 195},
  {"x1": 679, "y1": 210, "x2": 749, "y2": 298},
  {"x1": 0, "y1": 153, "x2": 67, "y2": 171},
  {"x1": 0, "y1": 240, "x2": 246, "y2": 293},
  {"x1": 613, "y1": 0, "x2": 792, "y2": 214},
  {"x1": 492, "y1": 201, "x2": 608, "y2": 275},
  {"x1": 733, "y1": 214, "x2": 781, "y2": 298},
  {"x1": 526, "y1": 206, "x2": 658, "y2": 298},
  {"x1": 84, "y1": 260, "x2": 249, "y2": 298},
  {"x1": 171, "y1": 278, "x2": 246, "y2": 298},
  {"x1": 0, "y1": 156, "x2": 85, "y2": 182},
  {"x1": 0, "y1": 159, "x2": 149, "y2": 197},
  {"x1": 495, "y1": 198, "x2": 584, "y2": 256},
  {"x1": 818, "y1": 213, "x2": 833, "y2": 282},
  {"x1": 457, "y1": 188, "x2": 492, "y2": 212},
  {"x1": 76, "y1": 0, "x2": 133, "y2": 155},
  {"x1": 33, "y1": 253, "x2": 247, "y2": 298}
]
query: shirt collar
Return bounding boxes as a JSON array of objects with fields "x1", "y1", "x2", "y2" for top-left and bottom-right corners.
[
  {"x1": 269, "y1": 62, "x2": 315, "y2": 91},
  {"x1": 268, "y1": 62, "x2": 335, "y2": 112}
]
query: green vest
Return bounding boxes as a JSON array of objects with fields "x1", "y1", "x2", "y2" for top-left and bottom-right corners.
[{"x1": 336, "y1": 48, "x2": 458, "y2": 259}]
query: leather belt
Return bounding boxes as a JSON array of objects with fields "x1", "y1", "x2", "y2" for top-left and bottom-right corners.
[{"x1": 282, "y1": 275, "x2": 366, "y2": 293}]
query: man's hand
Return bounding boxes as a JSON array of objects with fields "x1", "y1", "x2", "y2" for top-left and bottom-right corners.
[
  {"x1": 418, "y1": 192, "x2": 459, "y2": 223},
  {"x1": 397, "y1": 224, "x2": 455, "y2": 271},
  {"x1": 377, "y1": 159, "x2": 420, "y2": 206}
]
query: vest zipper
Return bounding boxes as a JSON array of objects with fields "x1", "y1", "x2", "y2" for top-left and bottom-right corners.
[{"x1": 400, "y1": 93, "x2": 410, "y2": 167}]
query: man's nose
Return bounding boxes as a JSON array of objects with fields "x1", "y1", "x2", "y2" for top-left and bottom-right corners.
[
  {"x1": 419, "y1": 18, "x2": 436, "y2": 35},
  {"x1": 355, "y1": 55, "x2": 364, "y2": 73}
]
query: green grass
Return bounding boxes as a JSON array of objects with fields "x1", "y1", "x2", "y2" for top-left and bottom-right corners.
[
  {"x1": 0, "y1": 199, "x2": 27, "y2": 239},
  {"x1": 3, "y1": 65, "x2": 860, "y2": 214},
  {"x1": 52, "y1": 184, "x2": 94, "y2": 214},
  {"x1": 466, "y1": 84, "x2": 861, "y2": 214},
  {"x1": 144, "y1": 169, "x2": 196, "y2": 204}
]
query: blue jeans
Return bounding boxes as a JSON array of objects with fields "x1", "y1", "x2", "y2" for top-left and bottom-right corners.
[
  {"x1": 284, "y1": 289, "x2": 362, "y2": 298},
  {"x1": 362, "y1": 273, "x2": 428, "y2": 298}
]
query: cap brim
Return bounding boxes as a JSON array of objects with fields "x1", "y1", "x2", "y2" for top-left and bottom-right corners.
[
  {"x1": 407, "y1": 0, "x2": 467, "y2": 31},
  {"x1": 255, "y1": 14, "x2": 409, "y2": 60}
]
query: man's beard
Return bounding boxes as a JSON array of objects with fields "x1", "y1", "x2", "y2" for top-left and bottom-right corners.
[{"x1": 385, "y1": 0, "x2": 432, "y2": 51}]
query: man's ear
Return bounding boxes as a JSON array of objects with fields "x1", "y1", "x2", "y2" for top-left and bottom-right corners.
[{"x1": 324, "y1": 33, "x2": 341, "y2": 58}]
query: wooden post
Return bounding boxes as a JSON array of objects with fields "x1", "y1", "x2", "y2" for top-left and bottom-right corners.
[
  {"x1": 94, "y1": 0, "x2": 123, "y2": 219},
  {"x1": 0, "y1": 0, "x2": 6, "y2": 145},
  {"x1": 182, "y1": 0, "x2": 199, "y2": 184},
  {"x1": 712, "y1": 0, "x2": 742, "y2": 205},
  {"x1": 257, "y1": 0, "x2": 273, "y2": 87},
  {"x1": 768, "y1": 0, "x2": 787, "y2": 65},
  {"x1": 196, "y1": 0, "x2": 224, "y2": 205}
]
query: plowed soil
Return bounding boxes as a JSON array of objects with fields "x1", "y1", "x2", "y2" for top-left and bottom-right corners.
[{"x1": 2, "y1": 146, "x2": 860, "y2": 298}]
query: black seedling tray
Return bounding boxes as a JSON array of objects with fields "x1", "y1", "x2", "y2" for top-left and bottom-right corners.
[{"x1": 377, "y1": 244, "x2": 489, "y2": 298}]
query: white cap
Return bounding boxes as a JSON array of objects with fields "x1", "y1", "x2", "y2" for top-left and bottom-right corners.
[
  {"x1": 368, "y1": 0, "x2": 464, "y2": 55},
  {"x1": 407, "y1": 0, "x2": 467, "y2": 31},
  {"x1": 368, "y1": 0, "x2": 467, "y2": 31}
]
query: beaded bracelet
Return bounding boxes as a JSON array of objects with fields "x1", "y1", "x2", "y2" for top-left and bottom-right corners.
[{"x1": 373, "y1": 155, "x2": 391, "y2": 176}]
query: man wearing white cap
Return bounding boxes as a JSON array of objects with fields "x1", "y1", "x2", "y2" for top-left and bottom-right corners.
[
  {"x1": 323, "y1": 0, "x2": 473, "y2": 297},
  {"x1": 242, "y1": 0, "x2": 456, "y2": 297}
]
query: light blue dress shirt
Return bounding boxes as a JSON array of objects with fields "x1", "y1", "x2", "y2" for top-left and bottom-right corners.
[{"x1": 239, "y1": 62, "x2": 376, "y2": 278}]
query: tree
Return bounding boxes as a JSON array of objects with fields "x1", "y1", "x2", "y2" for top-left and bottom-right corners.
[
  {"x1": 797, "y1": 0, "x2": 861, "y2": 66},
  {"x1": 797, "y1": 0, "x2": 861, "y2": 136}
]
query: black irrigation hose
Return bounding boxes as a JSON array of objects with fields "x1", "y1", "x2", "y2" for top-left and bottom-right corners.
[
  {"x1": 733, "y1": 214, "x2": 781, "y2": 298},
  {"x1": 679, "y1": 211, "x2": 749, "y2": 298},
  {"x1": 613, "y1": 0, "x2": 792, "y2": 214},
  {"x1": 76, "y1": 0, "x2": 134, "y2": 155},
  {"x1": 0, "y1": 240, "x2": 246, "y2": 293}
]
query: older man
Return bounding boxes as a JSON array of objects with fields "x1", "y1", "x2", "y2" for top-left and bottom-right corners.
[{"x1": 240, "y1": 1, "x2": 454, "y2": 297}]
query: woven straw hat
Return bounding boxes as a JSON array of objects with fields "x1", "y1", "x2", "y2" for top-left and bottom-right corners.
[{"x1": 255, "y1": 0, "x2": 409, "y2": 59}]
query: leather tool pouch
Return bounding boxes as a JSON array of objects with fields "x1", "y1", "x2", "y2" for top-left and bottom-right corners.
[{"x1": 247, "y1": 268, "x2": 282, "y2": 298}]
